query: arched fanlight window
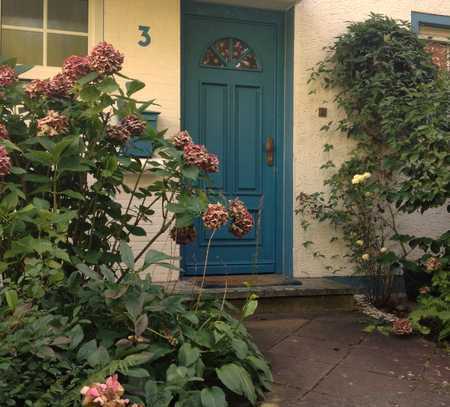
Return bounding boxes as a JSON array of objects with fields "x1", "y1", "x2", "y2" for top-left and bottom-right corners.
[{"x1": 200, "y1": 37, "x2": 260, "y2": 71}]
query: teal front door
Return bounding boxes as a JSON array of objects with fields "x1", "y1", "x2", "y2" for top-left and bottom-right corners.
[{"x1": 182, "y1": 2, "x2": 285, "y2": 276}]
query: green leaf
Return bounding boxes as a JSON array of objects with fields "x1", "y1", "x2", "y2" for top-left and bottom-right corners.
[
  {"x1": 216, "y1": 364, "x2": 257, "y2": 405},
  {"x1": 126, "y1": 79, "x2": 145, "y2": 96},
  {"x1": 4, "y1": 289, "x2": 18, "y2": 310},
  {"x1": 77, "y1": 339, "x2": 97, "y2": 361},
  {"x1": 80, "y1": 85, "x2": 101, "y2": 102},
  {"x1": 87, "y1": 345, "x2": 110, "y2": 367},
  {"x1": 135, "y1": 313, "x2": 149, "y2": 336},
  {"x1": 200, "y1": 387, "x2": 228, "y2": 407},
  {"x1": 178, "y1": 343, "x2": 201, "y2": 367},
  {"x1": 68, "y1": 325, "x2": 84, "y2": 349},
  {"x1": 231, "y1": 338, "x2": 249, "y2": 360},
  {"x1": 182, "y1": 166, "x2": 200, "y2": 180},
  {"x1": 77, "y1": 71, "x2": 99, "y2": 86},
  {"x1": 242, "y1": 298, "x2": 258, "y2": 319},
  {"x1": 143, "y1": 249, "x2": 178, "y2": 270},
  {"x1": 98, "y1": 77, "x2": 120, "y2": 93},
  {"x1": 126, "y1": 368, "x2": 150, "y2": 378},
  {"x1": 123, "y1": 351, "x2": 154, "y2": 366},
  {"x1": 61, "y1": 189, "x2": 85, "y2": 201},
  {"x1": 119, "y1": 241, "x2": 134, "y2": 269}
]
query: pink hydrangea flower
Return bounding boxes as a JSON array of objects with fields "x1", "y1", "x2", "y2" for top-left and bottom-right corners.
[
  {"x1": 183, "y1": 143, "x2": 219, "y2": 173},
  {"x1": 89, "y1": 42, "x2": 124, "y2": 75},
  {"x1": 37, "y1": 110, "x2": 69, "y2": 137},
  {"x1": 81, "y1": 375, "x2": 129, "y2": 407},
  {"x1": 183, "y1": 143, "x2": 208, "y2": 167},
  {"x1": 392, "y1": 318, "x2": 413, "y2": 336},
  {"x1": 25, "y1": 79, "x2": 49, "y2": 99},
  {"x1": 0, "y1": 123, "x2": 9, "y2": 139},
  {"x1": 0, "y1": 146, "x2": 11, "y2": 176},
  {"x1": 63, "y1": 55, "x2": 92, "y2": 81},
  {"x1": 120, "y1": 115, "x2": 146, "y2": 136},
  {"x1": 0, "y1": 65, "x2": 17, "y2": 87},
  {"x1": 46, "y1": 73, "x2": 72, "y2": 98},
  {"x1": 228, "y1": 198, "x2": 254, "y2": 238},
  {"x1": 173, "y1": 131, "x2": 192, "y2": 149},
  {"x1": 204, "y1": 153, "x2": 219, "y2": 173},
  {"x1": 107, "y1": 124, "x2": 131, "y2": 143},
  {"x1": 202, "y1": 203, "x2": 228, "y2": 230}
]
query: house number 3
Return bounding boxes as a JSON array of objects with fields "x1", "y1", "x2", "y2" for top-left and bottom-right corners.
[{"x1": 138, "y1": 25, "x2": 151, "y2": 47}]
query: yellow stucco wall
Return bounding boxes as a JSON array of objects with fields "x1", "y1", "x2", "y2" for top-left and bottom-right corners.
[
  {"x1": 104, "y1": 0, "x2": 181, "y2": 281},
  {"x1": 293, "y1": 0, "x2": 450, "y2": 278}
]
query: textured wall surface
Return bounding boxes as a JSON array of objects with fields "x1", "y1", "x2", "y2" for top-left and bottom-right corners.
[
  {"x1": 293, "y1": 0, "x2": 450, "y2": 277},
  {"x1": 105, "y1": 0, "x2": 181, "y2": 281}
]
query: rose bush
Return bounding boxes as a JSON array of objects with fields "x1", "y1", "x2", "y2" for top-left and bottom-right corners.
[{"x1": 0, "y1": 42, "x2": 270, "y2": 406}]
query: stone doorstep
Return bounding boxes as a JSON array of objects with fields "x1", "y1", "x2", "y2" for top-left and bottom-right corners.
[{"x1": 161, "y1": 277, "x2": 357, "y2": 312}]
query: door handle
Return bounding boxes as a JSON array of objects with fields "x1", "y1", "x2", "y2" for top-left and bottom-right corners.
[{"x1": 265, "y1": 136, "x2": 274, "y2": 166}]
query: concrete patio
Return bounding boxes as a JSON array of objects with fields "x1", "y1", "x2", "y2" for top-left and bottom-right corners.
[{"x1": 246, "y1": 311, "x2": 450, "y2": 407}]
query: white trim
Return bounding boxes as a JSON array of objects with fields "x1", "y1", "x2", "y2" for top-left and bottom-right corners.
[{"x1": 43, "y1": 0, "x2": 48, "y2": 66}]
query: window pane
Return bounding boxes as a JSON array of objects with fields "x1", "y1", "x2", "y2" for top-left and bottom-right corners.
[
  {"x1": 2, "y1": 0, "x2": 43, "y2": 28},
  {"x1": 48, "y1": 0, "x2": 89, "y2": 32},
  {"x1": 1, "y1": 29, "x2": 43, "y2": 65},
  {"x1": 47, "y1": 33, "x2": 88, "y2": 66}
]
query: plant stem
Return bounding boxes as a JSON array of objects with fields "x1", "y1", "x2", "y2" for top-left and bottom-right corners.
[{"x1": 195, "y1": 230, "x2": 215, "y2": 311}]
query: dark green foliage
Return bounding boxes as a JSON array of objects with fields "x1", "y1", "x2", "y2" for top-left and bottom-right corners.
[{"x1": 298, "y1": 15, "x2": 449, "y2": 314}]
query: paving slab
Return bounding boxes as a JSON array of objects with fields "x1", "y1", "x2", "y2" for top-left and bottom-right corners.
[
  {"x1": 245, "y1": 318, "x2": 309, "y2": 351},
  {"x1": 269, "y1": 335, "x2": 349, "y2": 365},
  {"x1": 248, "y1": 311, "x2": 450, "y2": 407},
  {"x1": 266, "y1": 350, "x2": 334, "y2": 393},
  {"x1": 294, "y1": 318, "x2": 368, "y2": 345}
]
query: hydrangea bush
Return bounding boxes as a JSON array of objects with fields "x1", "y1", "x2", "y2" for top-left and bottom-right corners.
[{"x1": 0, "y1": 43, "x2": 269, "y2": 406}]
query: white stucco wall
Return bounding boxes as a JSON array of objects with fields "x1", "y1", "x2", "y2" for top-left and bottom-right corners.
[{"x1": 293, "y1": 0, "x2": 450, "y2": 278}]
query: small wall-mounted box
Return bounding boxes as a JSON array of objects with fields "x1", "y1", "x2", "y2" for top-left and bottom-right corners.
[
  {"x1": 318, "y1": 107, "x2": 328, "y2": 118},
  {"x1": 123, "y1": 111, "x2": 160, "y2": 157}
]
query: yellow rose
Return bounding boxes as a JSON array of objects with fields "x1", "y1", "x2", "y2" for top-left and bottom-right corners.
[
  {"x1": 361, "y1": 253, "x2": 370, "y2": 261},
  {"x1": 356, "y1": 240, "x2": 364, "y2": 246},
  {"x1": 380, "y1": 247, "x2": 387, "y2": 253}
]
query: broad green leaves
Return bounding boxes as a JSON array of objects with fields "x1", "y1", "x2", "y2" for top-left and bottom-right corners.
[
  {"x1": 200, "y1": 387, "x2": 228, "y2": 407},
  {"x1": 216, "y1": 363, "x2": 257, "y2": 405}
]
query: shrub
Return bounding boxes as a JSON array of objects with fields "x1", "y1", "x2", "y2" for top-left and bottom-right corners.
[
  {"x1": 0, "y1": 42, "x2": 269, "y2": 406},
  {"x1": 296, "y1": 14, "x2": 450, "y2": 308}
]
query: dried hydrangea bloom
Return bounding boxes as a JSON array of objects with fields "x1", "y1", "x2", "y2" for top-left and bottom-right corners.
[
  {"x1": 170, "y1": 225, "x2": 197, "y2": 245},
  {"x1": 425, "y1": 256, "x2": 441, "y2": 273},
  {"x1": 63, "y1": 55, "x2": 92, "y2": 81},
  {"x1": 173, "y1": 131, "x2": 192, "y2": 149},
  {"x1": 107, "y1": 124, "x2": 131, "y2": 143},
  {"x1": 183, "y1": 143, "x2": 209, "y2": 167},
  {"x1": 120, "y1": 115, "x2": 146, "y2": 136},
  {"x1": 89, "y1": 42, "x2": 124, "y2": 75},
  {"x1": 0, "y1": 146, "x2": 11, "y2": 176},
  {"x1": 0, "y1": 65, "x2": 17, "y2": 87},
  {"x1": 204, "y1": 153, "x2": 219, "y2": 173},
  {"x1": 392, "y1": 318, "x2": 413, "y2": 336},
  {"x1": 46, "y1": 73, "x2": 72, "y2": 98},
  {"x1": 37, "y1": 110, "x2": 69, "y2": 137},
  {"x1": 228, "y1": 198, "x2": 254, "y2": 238},
  {"x1": 25, "y1": 79, "x2": 49, "y2": 99},
  {"x1": 202, "y1": 203, "x2": 228, "y2": 230},
  {"x1": 0, "y1": 123, "x2": 9, "y2": 139}
]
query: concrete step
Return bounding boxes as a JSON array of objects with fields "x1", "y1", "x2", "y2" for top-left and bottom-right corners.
[{"x1": 170, "y1": 277, "x2": 357, "y2": 313}]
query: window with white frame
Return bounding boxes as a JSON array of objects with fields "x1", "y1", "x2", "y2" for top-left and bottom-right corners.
[{"x1": 0, "y1": 0, "x2": 103, "y2": 72}]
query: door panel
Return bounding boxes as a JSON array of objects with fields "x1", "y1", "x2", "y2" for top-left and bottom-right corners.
[{"x1": 182, "y1": 5, "x2": 283, "y2": 275}]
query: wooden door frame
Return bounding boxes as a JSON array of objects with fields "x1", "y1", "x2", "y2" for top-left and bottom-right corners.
[{"x1": 180, "y1": 1, "x2": 294, "y2": 278}]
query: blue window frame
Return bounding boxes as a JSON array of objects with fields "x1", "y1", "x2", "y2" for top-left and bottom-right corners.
[{"x1": 123, "y1": 111, "x2": 159, "y2": 157}]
